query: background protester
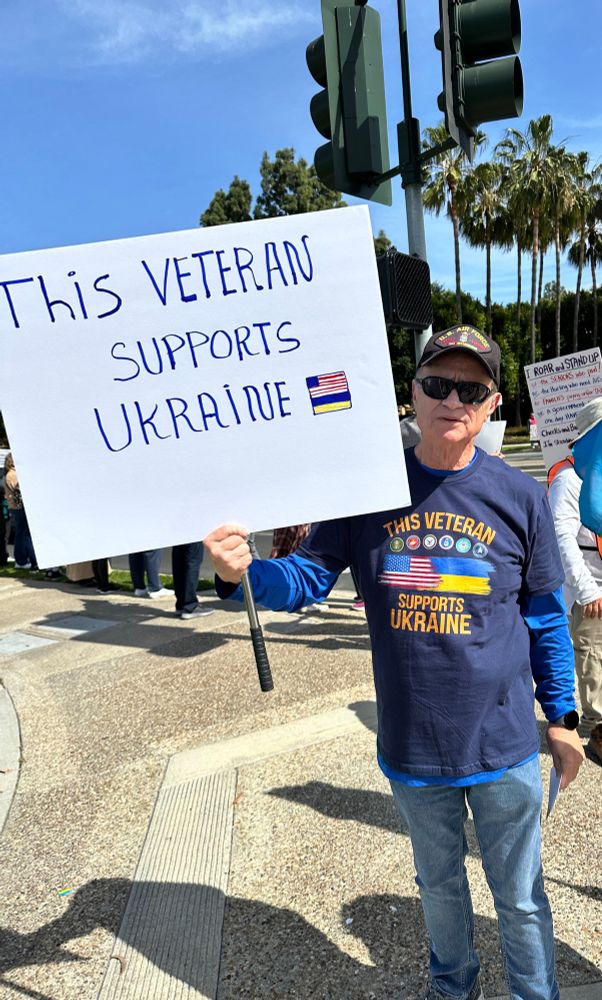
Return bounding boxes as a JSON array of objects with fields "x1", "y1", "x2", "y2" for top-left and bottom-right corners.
[
  {"x1": 128, "y1": 549, "x2": 173, "y2": 599},
  {"x1": 4, "y1": 453, "x2": 37, "y2": 570},
  {"x1": 549, "y1": 398, "x2": 602, "y2": 764},
  {"x1": 0, "y1": 474, "x2": 9, "y2": 567},
  {"x1": 172, "y1": 542, "x2": 214, "y2": 620},
  {"x1": 92, "y1": 558, "x2": 111, "y2": 595},
  {"x1": 269, "y1": 524, "x2": 311, "y2": 559}
]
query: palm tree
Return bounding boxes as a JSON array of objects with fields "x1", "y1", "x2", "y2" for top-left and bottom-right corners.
[
  {"x1": 536, "y1": 216, "x2": 553, "y2": 339},
  {"x1": 586, "y1": 207, "x2": 602, "y2": 347},
  {"x1": 567, "y1": 154, "x2": 602, "y2": 352},
  {"x1": 546, "y1": 146, "x2": 576, "y2": 356},
  {"x1": 496, "y1": 115, "x2": 557, "y2": 363},
  {"x1": 496, "y1": 166, "x2": 529, "y2": 338},
  {"x1": 568, "y1": 188, "x2": 602, "y2": 348},
  {"x1": 422, "y1": 123, "x2": 485, "y2": 324},
  {"x1": 460, "y1": 161, "x2": 508, "y2": 334}
]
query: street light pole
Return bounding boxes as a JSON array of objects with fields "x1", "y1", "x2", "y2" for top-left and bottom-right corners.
[{"x1": 396, "y1": 0, "x2": 432, "y2": 363}]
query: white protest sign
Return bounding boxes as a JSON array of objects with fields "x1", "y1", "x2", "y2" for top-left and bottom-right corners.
[
  {"x1": 524, "y1": 348, "x2": 602, "y2": 469},
  {"x1": 1, "y1": 206, "x2": 410, "y2": 567},
  {"x1": 475, "y1": 419, "x2": 506, "y2": 455}
]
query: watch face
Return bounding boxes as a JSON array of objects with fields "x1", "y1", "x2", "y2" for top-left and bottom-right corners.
[{"x1": 564, "y1": 710, "x2": 580, "y2": 730}]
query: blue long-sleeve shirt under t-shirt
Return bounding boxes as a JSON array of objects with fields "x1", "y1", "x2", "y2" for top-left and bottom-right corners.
[{"x1": 217, "y1": 448, "x2": 576, "y2": 784}]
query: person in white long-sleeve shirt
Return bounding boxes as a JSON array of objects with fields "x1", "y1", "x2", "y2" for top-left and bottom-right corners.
[{"x1": 548, "y1": 458, "x2": 602, "y2": 763}]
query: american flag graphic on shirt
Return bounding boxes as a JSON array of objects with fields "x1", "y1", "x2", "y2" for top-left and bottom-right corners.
[
  {"x1": 379, "y1": 555, "x2": 442, "y2": 589},
  {"x1": 306, "y1": 371, "x2": 352, "y2": 414}
]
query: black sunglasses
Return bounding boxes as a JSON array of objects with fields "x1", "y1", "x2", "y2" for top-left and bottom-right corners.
[{"x1": 415, "y1": 375, "x2": 495, "y2": 406}]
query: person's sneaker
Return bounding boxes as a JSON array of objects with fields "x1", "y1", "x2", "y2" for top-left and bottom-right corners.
[
  {"x1": 351, "y1": 598, "x2": 365, "y2": 611},
  {"x1": 467, "y1": 979, "x2": 484, "y2": 1000},
  {"x1": 147, "y1": 587, "x2": 174, "y2": 599},
  {"x1": 179, "y1": 606, "x2": 215, "y2": 619},
  {"x1": 15, "y1": 562, "x2": 31, "y2": 569},
  {"x1": 300, "y1": 602, "x2": 329, "y2": 612},
  {"x1": 134, "y1": 588, "x2": 149, "y2": 597},
  {"x1": 587, "y1": 724, "x2": 602, "y2": 764},
  {"x1": 423, "y1": 979, "x2": 483, "y2": 1000}
]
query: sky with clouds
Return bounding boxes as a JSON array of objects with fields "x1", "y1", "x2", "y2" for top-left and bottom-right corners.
[{"x1": 1, "y1": 0, "x2": 600, "y2": 305}]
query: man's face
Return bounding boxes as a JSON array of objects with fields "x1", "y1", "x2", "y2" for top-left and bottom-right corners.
[{"x1": 412, "y1": 352, "x2": 502, "y2": 448}]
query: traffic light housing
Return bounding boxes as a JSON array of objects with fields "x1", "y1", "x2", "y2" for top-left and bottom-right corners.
[
  {"x1": 377, "y1": 249, "x2": 433, "y2": 330},
  {"x1": 306, "y1": 2, "x2": 392, "y2": 205},
  {"x1": 435, "y1": 0, "x2": 523, "y2": 160}
]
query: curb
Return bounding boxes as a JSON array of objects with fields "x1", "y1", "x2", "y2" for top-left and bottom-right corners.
[{"x1": 0, "y1": 682, "x2": 21, "y2": 835}]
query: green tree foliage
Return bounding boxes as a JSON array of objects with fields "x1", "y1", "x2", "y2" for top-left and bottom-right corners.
[
  {"x1": 199, "y1": 175, "x2": 252, "y2": 227},
  {"x1": 386, "y1": 326, "x2": 416, "y2": 405},
  {"x1": 431, "y1": 283, "x2": 486, "y2": 332},
  {"x1": 253, "y1": 148, "x2": 345, "y2": 219},
  {"x1": 543, "y1": 281, "x2": 567, "y2": 302},
  {"x1": 373, "y1": 229, "x2": 392, "y2": 256},
  {"x1": 200, "y1": 149, "x2": 344, "y2": 227}
]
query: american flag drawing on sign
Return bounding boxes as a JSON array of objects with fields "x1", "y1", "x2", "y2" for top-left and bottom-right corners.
[
  {"x1": 379, "y1": 555, "x2": 442, "y2": 589},
  {"x1": 306, "y1": 371, "x2": 352, "y2": 414}
]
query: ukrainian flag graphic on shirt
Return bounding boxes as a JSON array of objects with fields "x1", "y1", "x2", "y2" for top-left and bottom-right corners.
[{"x1": 379, "y1": 554, "x2": 494, "y2": 595}]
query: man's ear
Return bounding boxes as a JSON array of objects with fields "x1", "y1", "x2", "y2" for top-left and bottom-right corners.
[
  {"x1": 487, "y1": 392, "x2": 502, "y2": 417},
  {"x1": 411, "y1": 380, "x2": 417, "y2": 405}
]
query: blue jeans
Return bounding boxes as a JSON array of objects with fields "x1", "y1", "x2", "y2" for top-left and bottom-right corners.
[
  {"x1": 128, "y1": 549, "x2": 162, "y2": 592},
  {"x1": 390, "y1": 757, "x2": 558, "y2": 1000},
  {"x1": 172, "y1": 542, "x2": 203, "y2": 614},
  {"x1": 10, "y1": 508, "x2": 37, "y2": 567}
]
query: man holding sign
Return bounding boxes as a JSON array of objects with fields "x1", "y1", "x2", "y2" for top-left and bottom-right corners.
[{"x1": 206, "y1": 325, "x2": 584, "y2": 1000}]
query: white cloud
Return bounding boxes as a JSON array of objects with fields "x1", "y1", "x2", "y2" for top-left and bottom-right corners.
[{"x1": 61, "y1": 0, "x2": 316, "y2": 63}]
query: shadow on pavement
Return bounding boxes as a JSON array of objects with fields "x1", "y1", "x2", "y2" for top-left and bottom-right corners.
[
  {"x1": 545, "y1": 876, "x2": 602, "y2": 903},
  {"x1": 267, "y1": 779, "x2": 407, "y2": 836},
  {"x1": 0, "y1": 881, "x2": 599, "y2": 1000},
  {"x1": 349, "y1": 698, "x2": 378, "y2": 733},
  {"x1": 25, "y1": 598, "x2": 370, "y2": 659},
  {"x1": 262, "y1": 615, "x2": 370, "y2": 651},
  {"x1": 265, "y1": 779, "x2": 490, "y2": 860}
]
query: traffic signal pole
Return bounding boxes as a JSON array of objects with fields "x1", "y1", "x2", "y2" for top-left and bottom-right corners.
[
  {"x1": 396, "y1": 0, "x2": 432, "y2": 363},
  {"x1": 306, "y1": 0, "x2": 523, "y2": 364}
]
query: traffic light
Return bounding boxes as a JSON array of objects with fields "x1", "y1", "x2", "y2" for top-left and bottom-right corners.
[
  {"x1": 306, "y1": 2, "x2": 392, "y2": 205},
  {"x1": 435, "y1": 0, "x2": 523, "y2": 160}
]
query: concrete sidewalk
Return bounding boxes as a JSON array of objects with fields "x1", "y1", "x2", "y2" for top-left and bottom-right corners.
[{"x1": 0, "y1": 573, "x2": 600, "y2": 1000}]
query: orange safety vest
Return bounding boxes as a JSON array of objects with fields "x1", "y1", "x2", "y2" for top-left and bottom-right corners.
[{"x1": 547, "y1": 456, "x2": 602, "y2": 559}]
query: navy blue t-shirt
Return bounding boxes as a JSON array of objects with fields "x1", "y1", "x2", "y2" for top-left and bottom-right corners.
[{"x1": 294, "y1": 448, "x2": 565, "y2": 778}]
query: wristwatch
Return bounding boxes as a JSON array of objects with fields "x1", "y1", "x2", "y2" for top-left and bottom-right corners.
[{"x1": 549, "y1": 710, "x2": 580, "y2": 730}]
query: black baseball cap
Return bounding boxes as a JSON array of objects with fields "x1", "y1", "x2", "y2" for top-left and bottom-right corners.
[{"x1": 417, "y1": 325, "x2": 501, "y2": 386}]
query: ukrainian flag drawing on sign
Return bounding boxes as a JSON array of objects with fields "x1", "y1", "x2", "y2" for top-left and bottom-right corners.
[{"x1": 306, "y1": 371, "x2": 352, "y2": 415}]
